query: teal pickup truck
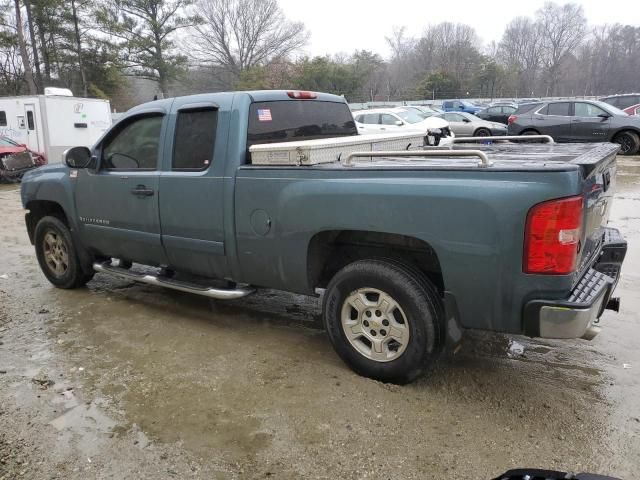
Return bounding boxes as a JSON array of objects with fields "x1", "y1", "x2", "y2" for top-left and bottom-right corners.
[{"x1": 20, "y1": 90, "x2": 627, "y2": 383}]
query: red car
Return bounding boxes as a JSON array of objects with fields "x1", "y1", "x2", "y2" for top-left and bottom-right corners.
[
  {"x1": 624, "y1": 103, "x2": 640, "y2": 116},
  {"x1": 0, "y1": 137, "x2": 46, "y2": 182}
]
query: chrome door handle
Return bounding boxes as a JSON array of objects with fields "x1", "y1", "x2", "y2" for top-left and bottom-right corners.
[{"x1": 131, "y1": 185, "x2": 154, "y2": 197}]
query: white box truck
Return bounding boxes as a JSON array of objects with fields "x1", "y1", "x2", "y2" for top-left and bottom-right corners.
[{"x1": 0, "y1": 87, "x2": 112, "y2": 164}]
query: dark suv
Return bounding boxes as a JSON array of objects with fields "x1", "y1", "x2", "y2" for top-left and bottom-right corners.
[
  {"x1": 507, "y1": 99, "x2": 640, "y2": 155},
  {"x1": 600, "y1": 93, "x2": 640, "y2": 110}
]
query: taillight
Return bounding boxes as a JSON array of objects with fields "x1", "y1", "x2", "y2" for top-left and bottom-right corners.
[
  {"x1": 507, "y1": 115, "x2": 517, "y2": 125},
  {"x1": 287, "y1": 91, "x2": 317, "y2": 99},
  {"x1": 523, "y1": 195, "x2": 583, "y2": 275}
]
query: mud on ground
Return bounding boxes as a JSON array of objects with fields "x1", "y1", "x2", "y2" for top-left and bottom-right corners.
[{"x1": 0, "y1": 159, "x2": 639, "y2": 479}]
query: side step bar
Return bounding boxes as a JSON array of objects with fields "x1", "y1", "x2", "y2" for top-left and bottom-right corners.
[{"x1": 93, "y1": 262, "x2": 254, "y2": 300}]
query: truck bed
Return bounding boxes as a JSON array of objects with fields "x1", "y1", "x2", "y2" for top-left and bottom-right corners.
[{"x1": 311, "y1": 142, "x2": 620, "y2": 171}]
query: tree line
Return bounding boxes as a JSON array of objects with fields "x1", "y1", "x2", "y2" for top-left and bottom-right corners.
[{"x1": 0, "y1": 0, "x2": 638, "y2": 109}]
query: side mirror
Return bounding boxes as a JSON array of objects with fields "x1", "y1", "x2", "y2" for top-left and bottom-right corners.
[
  {"x1": 63, "y1": 146, "x2": 92, "y2": 168},
  {"x1": 462, "y1": 118, "x2": 471, "y2": 123},
  {"x1": 598, "y1": 113, "x2": 611, "y2": 119},
  {"x1": 395, "y1": 120, "x2": 404, "y2": 126},
  {"x1": 459, "y1": 105, "x2": 464, "y2": 110}
]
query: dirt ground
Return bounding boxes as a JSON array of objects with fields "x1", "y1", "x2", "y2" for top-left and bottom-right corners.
[{"x1": 1, "y1": 158, "x2": 639, "y2": 480}]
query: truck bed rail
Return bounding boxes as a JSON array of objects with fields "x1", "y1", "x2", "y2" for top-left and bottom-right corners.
[
  {"x1": 452, "y1": 135, "x2": 555, "y2": 144},
  {"x1": 343, "y1": 149, "x2": 493, "y2": 167}
]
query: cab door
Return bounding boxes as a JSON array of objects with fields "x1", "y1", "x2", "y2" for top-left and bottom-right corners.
[
  {"x1": 379, "y1": 113, "x2": 404, "y2": 132},
  {"x1": 158, "y1": 97, "x2": 228, "y2": 279},
  {"x1": 570, "y1": 102, "x2": 611, "y2": 142},
  {"x1": 74, "y1": 112, "x2": 168, "y2": 266},
  {"x1": 443, "y1": 112, "x2": 473, "y2": 136}
]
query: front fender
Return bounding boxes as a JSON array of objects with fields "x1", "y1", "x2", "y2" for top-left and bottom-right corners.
[{"x1": 20, "y1": 165, "x2": 93, "y2": 273}]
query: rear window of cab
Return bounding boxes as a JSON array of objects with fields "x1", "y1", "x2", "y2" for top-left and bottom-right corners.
[{"x1": 247, "y1": 101, "x2": 357, "y2": 150}]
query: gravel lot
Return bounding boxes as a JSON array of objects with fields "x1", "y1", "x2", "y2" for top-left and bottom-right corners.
[{"x1": 1, "y1": 157, "x2": 639, "y2": 479}]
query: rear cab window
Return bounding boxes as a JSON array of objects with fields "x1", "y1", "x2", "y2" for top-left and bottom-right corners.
[
  {"x1": 247, "y1": 100, "x2": 357, "y2": 160},
  {"x1": 172, "y1": 108, "x2": 217, "y2": 170}
]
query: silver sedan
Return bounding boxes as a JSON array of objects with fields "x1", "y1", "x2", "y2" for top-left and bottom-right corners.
[{"x1": 435, "y1": 112, "x2": 507, "y2": 137}]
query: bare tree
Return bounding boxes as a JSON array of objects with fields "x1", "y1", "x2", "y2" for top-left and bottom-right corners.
[
  {"x1": 13, "y1": 0, "x2": 36, "y2": 93},
  {"x1": 536, "y1": 2, "x2": 586, "y2": 96},
  {"x1": 498, "y1": 16, "x2": 543, "y2": 96},
  {"x1": 192, "y1": 0, "x2": 308, "y2": 79}
]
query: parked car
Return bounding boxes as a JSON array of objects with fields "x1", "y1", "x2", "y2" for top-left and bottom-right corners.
[
  {"x1": 507, "y1": 99, "x2": 640, "y2": 155},
  {"x1": 435, "y1": 111, "x2": 507, "y2": 137},
  {"x1": 442, "y1": 99, "x2": 482, "y2": 114},
  {"x1": 352, "y1": 107, "x2": 454, "y2": 144},
  {"x1": 623, "y1": 103, "x2": 640, "y2": 116},
  {"x1": 476, "y1": 105, "x2": 518, "y2": 124},
  {"x1": 600, "y1": 93, "x2": 640, "y2": 110},
  {"x1": 0, "y1": 136, "x2": 45, "y2": 183},
  {"x1": 21, "y1": 90, "x2": 626, "y2": 384}
]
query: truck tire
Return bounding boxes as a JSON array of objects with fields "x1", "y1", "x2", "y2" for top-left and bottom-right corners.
[
  {"x1": 323, "y1": 259, "x2": 443, "y2": 384},
  {"x1": 34, "y1": 216, "x2": 94, "y2": 289},
  {"x1": 613, "y1": 130, "x2": 640, "y2": 155}
]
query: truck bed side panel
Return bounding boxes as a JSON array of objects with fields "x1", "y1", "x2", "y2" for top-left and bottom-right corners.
[{"x1": 234, "y1": 167, "x2": 582, "y2": 334}]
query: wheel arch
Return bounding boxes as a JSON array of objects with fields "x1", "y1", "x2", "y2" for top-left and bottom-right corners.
[
  {"x1": 25, "y1": 200, "x2": 69, "y2": 244},
  {"x1": 307, "y1": 230, "x2": 445, "y2": 295},
  {"x1": 473, "y1": 126, "x2": 491, "y2": 136},
  {"x1": 610, "y1": 127, "x2": 640, "y2": 140}
]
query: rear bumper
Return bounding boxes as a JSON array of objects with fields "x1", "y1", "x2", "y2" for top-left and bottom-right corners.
[{"x1": 523, "y1": 227, "x2": 627, "y2": 340}]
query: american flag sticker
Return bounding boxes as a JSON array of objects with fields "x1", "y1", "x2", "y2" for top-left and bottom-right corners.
[{"x1": 257, "y1": 109, "x2": 272, "y2": 121}]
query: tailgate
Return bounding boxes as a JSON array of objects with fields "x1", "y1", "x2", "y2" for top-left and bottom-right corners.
[{"x1": 573, "y1": 143, "x2": 620, "y2": 278}]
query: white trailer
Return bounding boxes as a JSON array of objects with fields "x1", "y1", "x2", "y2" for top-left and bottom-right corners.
[{"x1": 0, "y1": 88, "x2": 112, "y2": 164}]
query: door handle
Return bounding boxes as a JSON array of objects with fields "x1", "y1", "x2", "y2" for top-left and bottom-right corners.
[{"x1": 131, "y1": 185, "x2": 154, "y2": 197}]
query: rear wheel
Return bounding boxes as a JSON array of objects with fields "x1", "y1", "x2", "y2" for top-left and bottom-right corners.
[
  {"x1": 322, "y1": 259, "x2": 443, "y2": 384},
  {"x1": 34, "y1": 216, "x2": 94, "y2": 289},
  {"x1": 474, "y1": 128, "x2": 491, "y2": 137},
  {"x1": 613, "y1": 131, "x2": 640, "y2": 155}
]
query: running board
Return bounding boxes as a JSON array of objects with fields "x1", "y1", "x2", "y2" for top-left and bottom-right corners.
[{"x1": 93, "y1": 262, "x2": 254, "y2": 300}]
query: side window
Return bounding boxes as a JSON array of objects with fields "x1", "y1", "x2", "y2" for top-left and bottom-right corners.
[
  {"x1": 546, "y1": 103, "x2": 570, "y2": 116},
  {"x1": 631, "y1": 96, "x2": 640, "y2": 106},
  {"x1": 444, "y1": 113, "x2": 461, "y2": 122},
  {"x1": 536, "y1": 105, "x2": 549, "y2": 115},
  {"x1": 574, "y1": 102, "x2": 606, "y2": 117},
  {"x1": 26, "y1": 111, "x2": 35, "y2": 130},
  {"x1": 487, "y1": 107, "x2": 500, "y2": 113},
  {"x1": 443, "y1": 102, "x2": 452, "y2": 109},
  {"x1": 172, "y1": 108, "x2": 217, "y2": 170},
  {"x1": 503, "y1": 106, "x2": 516, "y2": 114},
  {"x1": 102, "y1": 115, "x2": 163, "y2": 170},
  {"x1": 355, "y1": 115, "x2": 364, "y2": 123},
  {"x1": 0, "y1": 111, "x2": 6, "y2": 126},
  {"x1": 362, "y1": 113, "x2": 379, "y2": 124},
  {"x1": 380, "y1": 114, "x2": 398, "y2": 125}
]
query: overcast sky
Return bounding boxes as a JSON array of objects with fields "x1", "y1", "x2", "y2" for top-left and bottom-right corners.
[{"x1": 277, "y1": 0, "x2": 640, "y2": 58}]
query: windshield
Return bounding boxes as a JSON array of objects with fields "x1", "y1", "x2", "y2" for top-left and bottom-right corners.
[
  {"x1": 0, "y1": 137, "x2": 19, "y2": 147},
  {"x1": 460, "y1": 112, "x2": 482, "y2": 122},
  {"x1": 395, "y1": 109, "x2": 425, "y2": 124}
]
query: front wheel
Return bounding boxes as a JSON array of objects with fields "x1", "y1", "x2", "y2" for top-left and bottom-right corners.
[
  {"x1": 322, "y1": 259, "x2": 443, "y2": 384},
  {"x1": 34, "y1": 216, "x2": 94, "y2": 289},
  {"x1": 613, "y1": 131, "x2": 640, "y2": 155},
  {"x1": 474, "y1": 128, "x2": 491, "y2": 137}
]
